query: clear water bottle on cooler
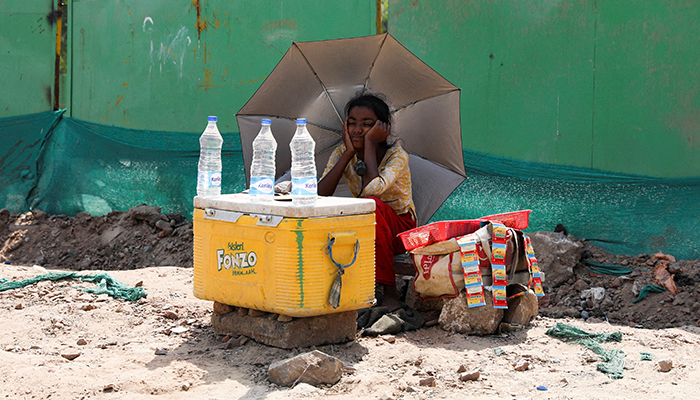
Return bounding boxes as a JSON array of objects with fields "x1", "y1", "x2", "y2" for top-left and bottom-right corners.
[
  {"x1": 289, "y1": 118, "x2": 317, "y2": 207},
  {"x1": 196, "y1": 116, "x2": 223, "y2": 197},
  {"x1": 249, "y1": 118, "x2": 277, "y2": 202}
]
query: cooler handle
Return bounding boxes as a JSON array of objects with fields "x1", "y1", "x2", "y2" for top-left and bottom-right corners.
[{"x1": 326, "y1": 232, "x2": 359, "y2": 309}]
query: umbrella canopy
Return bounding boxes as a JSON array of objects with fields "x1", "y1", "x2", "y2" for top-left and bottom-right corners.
[{"x1": 236, "y1": 33, "x2": 465, "y2": 226}]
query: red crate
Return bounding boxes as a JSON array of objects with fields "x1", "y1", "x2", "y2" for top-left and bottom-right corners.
[
  {"x1": 398, "y1": 210, "x2": 532, "y2": 252},
  {"x1": 399, "y1": 219, "x2": 482, "y2": 252},
  {"x1": 479, "y1": 210, "x2": 531, "y2": 230}
]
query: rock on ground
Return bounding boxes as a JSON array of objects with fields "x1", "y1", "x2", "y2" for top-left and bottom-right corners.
[
  {"x1": 528, "y1": 231, "x2": 584, "y2": 287},
  {"x1": 439, "y1": 289, "x2": 503, "y2": 335},
  {"x1": 268, "y1": 350, "x2": 345, "y2": 387}
]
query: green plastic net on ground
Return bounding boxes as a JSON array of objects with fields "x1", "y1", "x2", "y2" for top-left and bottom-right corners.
[
  {"x1": 0, "y1": 272, "x2": 147, "y2": 301},
  {"x1": 584, "y1": 260, "x2": 634, "y2": 276},
  {"x1": 546, "y1": 323, "x2": 625, "y2": 379},
  {"x1": 632, "y1": 284, "x2": 666, "y2": 303}
]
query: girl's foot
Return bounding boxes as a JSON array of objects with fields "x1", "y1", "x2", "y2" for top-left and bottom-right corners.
[{"x1": 380, "y1": 284, "x2": 403, "y2": 311}]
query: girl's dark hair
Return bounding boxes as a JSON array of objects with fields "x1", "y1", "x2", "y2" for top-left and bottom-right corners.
[{"x1": 344, "y1": 92, "x2": 392, "y2": 125}]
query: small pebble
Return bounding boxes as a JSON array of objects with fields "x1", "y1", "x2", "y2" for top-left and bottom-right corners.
[
  {"x1": 163, "y1": 311, "x2": 178, "y2": 320},
  {"x1": 277, "y1": 314, "x2": 293, "y2": 323},
  {"x1": 513, "y1": 361, "x2": 530, "y2": 371},
  {"x1": 658, "y1": 359, "x2": 673, "y2": 372},
  {"x1": 61, "y1": 353, "x2": 80, "y2": 360},
  {"x1": 459, "y1": 371, "x2": 480, "y2": 381},
  {"x1": 419, "y1": 377, "x2": 436, "y2": 387}
]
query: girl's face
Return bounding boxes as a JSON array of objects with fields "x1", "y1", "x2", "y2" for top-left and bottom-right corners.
[{"x1": 347, "y1": 106, "x2": 378, "y2": 149}]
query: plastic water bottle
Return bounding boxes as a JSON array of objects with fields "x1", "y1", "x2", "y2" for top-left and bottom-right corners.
[
  {"x1": 289, "y1": 118, "x2": 317, "y2": 207},
  {"x1": 196, "y1": 116, "x2": 223, "y2": 197},
  {"x1": 249, "y1": 119, "x2": 277, "y2": 202}
]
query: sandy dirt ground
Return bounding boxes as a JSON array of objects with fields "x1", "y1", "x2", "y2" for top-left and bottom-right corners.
[{"x1": 1, "y1": 264, "x2": 699, "y2": 400}]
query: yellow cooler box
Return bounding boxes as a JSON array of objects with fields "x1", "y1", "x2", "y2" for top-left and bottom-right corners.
[{"x1": 193, "y1": 194, "x2": 376, "y2": 317}]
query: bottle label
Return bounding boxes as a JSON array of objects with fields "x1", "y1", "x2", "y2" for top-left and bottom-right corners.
[
  {"x1": 291, "y1": 177, "x2": 317, "y2": 196},
  {"x1": 249, "y1": 176, "x2": 274, "y2": 196},
  {"x1": 198, "y1": 171, "x2": 222, "y2": 188}
]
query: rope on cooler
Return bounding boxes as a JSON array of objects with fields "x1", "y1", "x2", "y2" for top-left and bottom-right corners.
[{"x1": 326, "y1": 237, "x2": 359, "y2": 309}]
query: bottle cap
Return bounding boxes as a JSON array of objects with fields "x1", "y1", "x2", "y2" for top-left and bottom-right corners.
[
  {"x1": 208, "y1": 116, "x2": 217, "y2": 122},
  {"x1": 296, "y1": 118, "x2": 306, "y2": 124},
  {"x1": 261, "y1": 118, "x2": 271, "y2": 125}
]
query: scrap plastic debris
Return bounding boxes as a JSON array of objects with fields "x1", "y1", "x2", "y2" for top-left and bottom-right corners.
[
  {"x1": 632, "y1": 284, "x2": 666, "y2": 304},
  {"x1": 546, "y1": 323, "x2": 622, "y2": 342},
  {"x1": 583, "y1": 260, "x2": 633, "y2": 276},
  {"x1": 0, "y1": 272, "x2": 147, "y2": 301},
  {"x1": 653, "y1": 263, "x2": 679, "y2": 294},
  {"x1": 546, "y1": 323, "x2": 625, "y2": 379}
]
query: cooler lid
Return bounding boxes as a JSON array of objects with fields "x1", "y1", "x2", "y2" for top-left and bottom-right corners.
[{"x1": 193, "y1": 193, "x2": 375, "y2": 218}]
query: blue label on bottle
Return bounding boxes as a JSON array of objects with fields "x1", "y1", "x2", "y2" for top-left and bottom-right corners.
[
  {"x1": 198, "y1": 171, "x2": 222, "y2": 188},
  {"x1": 291, "y1": 177, "x2": 317, "y2": 196},
  {"x1": 249, "y1": 176, "x2": 274, "y2": 196}
]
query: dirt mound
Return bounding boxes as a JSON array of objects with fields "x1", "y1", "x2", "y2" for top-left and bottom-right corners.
[
  {"x1": 539, "y1": 244, "x2": 700, "y2": 330},
  {"x1": 0, "y1": 205, "x2": 192, "y2": 271},
  {"x1": 1, "y1": 207, "x2": 698, "y2": 331}
]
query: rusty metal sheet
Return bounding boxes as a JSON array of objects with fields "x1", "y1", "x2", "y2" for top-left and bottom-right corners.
[{"x1": 0, "y1": 1, "x2": 57, "y2": 117}]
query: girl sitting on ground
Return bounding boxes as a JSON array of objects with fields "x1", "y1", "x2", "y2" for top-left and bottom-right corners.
[{"x1": 318, "y1": 93, "x2": 416, "y2": 310}]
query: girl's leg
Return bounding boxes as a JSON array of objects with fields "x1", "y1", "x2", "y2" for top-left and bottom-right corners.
[{"x1": 366, "y1": 196, "x2": 416, "y2": 307}]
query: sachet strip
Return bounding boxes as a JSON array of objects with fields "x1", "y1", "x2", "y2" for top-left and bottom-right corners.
[
  {"x1": 490, "y1": 221, "x2": 508, "y2": 308},
  {"x1": 457, "y1": 234, "x2": 486, "y2": 308},
  {"x1": 525, "y1": 235, "x2": 545, "y2": 296}
]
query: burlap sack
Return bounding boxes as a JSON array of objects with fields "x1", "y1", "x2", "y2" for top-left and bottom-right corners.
[
  {"x1": 411, "y1": 238, "x2": 463, "y2": 301},
  {"x1": 410, "y1": 222, "x2": 529, "y2": 301}
]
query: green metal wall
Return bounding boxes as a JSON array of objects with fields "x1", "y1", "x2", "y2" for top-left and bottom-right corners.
[
  {"x1": 389, "y1": 0, "x2": 700, "y2": 178},
  {"x1": 0, "y1": 1, "x2": 56, "y2": 117},
  {"x1": 67, "y1": 0, "x2": 377, "y2": 133},
  {"x1": 4, "y1": 0, "x2": 699, "y2": 178}
]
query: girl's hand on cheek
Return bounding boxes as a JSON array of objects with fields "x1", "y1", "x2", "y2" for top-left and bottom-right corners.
[
  {"x1": 342, "y1": 117, "x2": 356, "y2": 154},
  {"x1": 366, "y1": 120, "x2": 390, "y2": 145}
]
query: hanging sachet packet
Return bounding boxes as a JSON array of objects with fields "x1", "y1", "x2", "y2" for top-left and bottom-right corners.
[
  {"x1": 457, "y1": 235, "x2": 486, "y2": 308},
  {"x1": 490, "y1": 221, "x2": 508, "y2": 308},
  {"x1": 524, "y1": 236, "x2": 545, "y2": 296}
]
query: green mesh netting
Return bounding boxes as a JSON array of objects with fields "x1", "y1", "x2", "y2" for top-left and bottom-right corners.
[
  {"x1": 546, "y1": 323, "x2": 626, "y2": 379},
  {"x1": 0, "y1": 111, "x2": 63, "y2": 212},
  {"x1": 432, "y1": 149, "x2": 700, "y2": 260},
  {"x1": 632, "y1": 284, "x2": 666, "y2": 303},
  {"x1": 3, "y1": 111, "x2": 700, "y2": 260},
  {"x1": 0, "y1": 111, "x2": 246, "y2": 218},
  {"x1": 546, "y1": 323, "x2": 622, "y2": 342},
  {"x1": 583, "y1": 260, "x2": 634, "y2": 276},
  {"x1": 0, "y1": 272, "x2": 147, "y2": 301}
]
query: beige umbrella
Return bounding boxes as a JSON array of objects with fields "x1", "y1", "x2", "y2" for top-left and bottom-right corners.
[{"x1": 236, "y1": 33, "x2": 465, "y2": 226}]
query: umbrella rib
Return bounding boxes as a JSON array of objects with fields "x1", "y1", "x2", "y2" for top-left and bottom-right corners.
[
  {"x1": 363, "y1": 33, "x2": 389, "y2": 91},
  {"x1": 294, "y1": 43, "x2": 344, "y2": 125},
  {"x1": 391, "y1": 88, "x2": 461, "y2": 114}
]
